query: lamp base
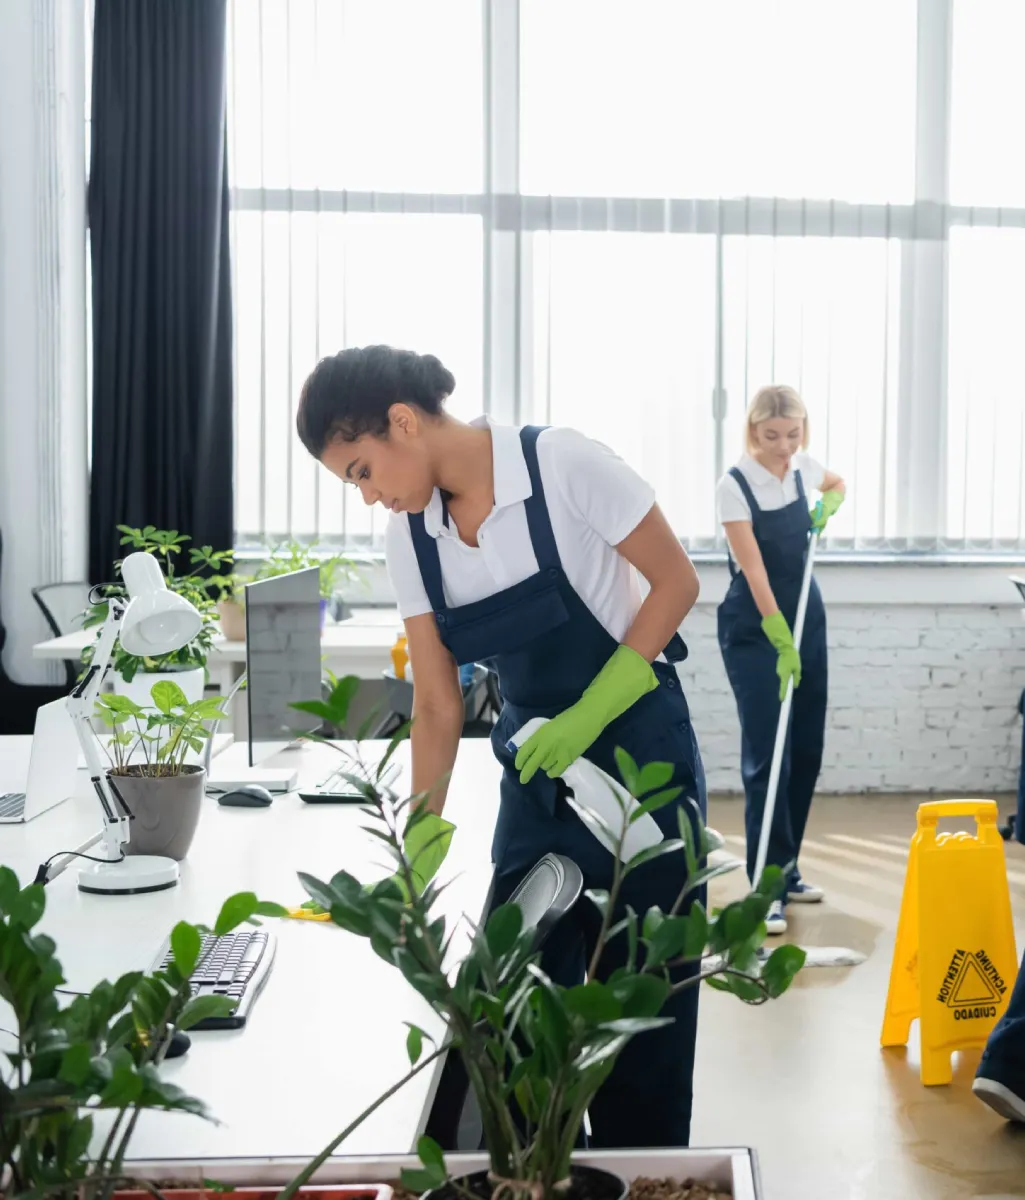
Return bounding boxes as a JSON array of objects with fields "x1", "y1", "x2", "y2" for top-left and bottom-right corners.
[{"x1": 78, "y1": 855, "x2": 179, "y2": 895}]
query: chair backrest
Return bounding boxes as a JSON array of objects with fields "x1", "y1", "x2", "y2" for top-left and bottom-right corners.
[
  {"x1": 507, "y1": 853, "x2": 584, "y2": 953},
  {"x1": 32, "y1": 582, "x2": 92, "y2": 639}
]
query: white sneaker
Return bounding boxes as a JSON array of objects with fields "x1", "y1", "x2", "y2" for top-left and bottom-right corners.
[
  {"x1": 765, "y1": 900, "x2": 787, "y2": 936},
  {"x1": 787, "y1": 880, "x2": 825, "y2": 904},
  {"x1": 973, "y1": 1077, "x2": 1025, "y2": 1123}
]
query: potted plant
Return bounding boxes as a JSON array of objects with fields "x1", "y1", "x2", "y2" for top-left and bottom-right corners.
[
  {"x1": 0, "y1": 866, "x2": 289, "y2": 1199},
  {"x1": 82, "y1": 527, "x2": 234, "y2": 703},
  {"x1": 267, "y1": 678, "x2": 803, "y2": 1200},
  {"x1": 93, "y1": 682, "x2": 228, "y2": 862},
  {"x1": 253, "y1": 539, "x2": 363, "y2": 628}
]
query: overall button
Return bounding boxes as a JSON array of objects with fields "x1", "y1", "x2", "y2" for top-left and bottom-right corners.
[
  {"x1": 548, "y1": 568, "x2": 559, "y2": 580},
  {"x1": 665, "y1": 676, "x2": 678, "y2": 689},
  {"x1": 436, "y1": 612, "x2": 447, "y2": 625}
]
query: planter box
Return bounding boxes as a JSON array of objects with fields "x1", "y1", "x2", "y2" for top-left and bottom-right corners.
[
  {"x1": 121, "y1": 1151, "x2": 760, "y2": 1200},
  {"x1": 115, "y1": 1189, "x2": 389, "y2": 1200}
]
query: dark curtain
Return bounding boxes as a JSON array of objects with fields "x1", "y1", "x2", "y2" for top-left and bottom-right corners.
[{"x1": 88, "y1": 0, "x2": 234, "y2": 585}]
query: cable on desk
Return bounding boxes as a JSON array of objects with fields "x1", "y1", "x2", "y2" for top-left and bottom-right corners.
[{"x1": 33, "y1": 849, "x2": 125, "y2": 885}]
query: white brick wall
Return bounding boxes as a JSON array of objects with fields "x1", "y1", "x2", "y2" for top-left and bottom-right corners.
[{"x1": 678, "y1": 603, "x2": 1025, "y2": 794}]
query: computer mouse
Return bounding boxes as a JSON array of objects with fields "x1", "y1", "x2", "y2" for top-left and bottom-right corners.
[{"x1": 217, "y1": 784, "x2": 274, "y2": 808}]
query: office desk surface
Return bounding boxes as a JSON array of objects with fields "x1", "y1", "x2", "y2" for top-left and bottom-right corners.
[
  {"x1": 32, "y1": 606, "x2": 403, "y2": 681},
  {"x1": 0, "y1": 736, "x2": 500, "y2": 1163}
]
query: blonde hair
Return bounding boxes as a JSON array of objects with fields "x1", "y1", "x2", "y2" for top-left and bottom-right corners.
[{"x1": 745, "y1": 385, "x2": 809, "y2": 452}]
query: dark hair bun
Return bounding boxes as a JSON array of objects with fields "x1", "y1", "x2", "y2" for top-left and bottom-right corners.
[{"x1": 296, "y1": 345, "x2": 456, "y2": 455}]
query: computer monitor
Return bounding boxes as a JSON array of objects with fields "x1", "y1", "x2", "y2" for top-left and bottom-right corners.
[{"x1": 244, "y1": 567, "x2": 322, "y2": 767}]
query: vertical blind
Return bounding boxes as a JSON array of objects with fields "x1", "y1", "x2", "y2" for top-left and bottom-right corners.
[{"x1": 226, "y1": 0, "x2": 1025, "y2": 552}]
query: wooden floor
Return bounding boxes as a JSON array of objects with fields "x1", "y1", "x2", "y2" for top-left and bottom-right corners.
[{"x1": 694, "y1": 794, "x2": 1025, "y2": 1200}]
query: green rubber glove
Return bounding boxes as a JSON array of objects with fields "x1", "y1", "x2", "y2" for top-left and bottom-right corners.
[
  {"x1": 810, "y1": 489, "x2": 844, "y2": 534},
  {"x1": 761, "y1": 611, "x2": 801, "y2": 701},
  {"x1": 514, "y1": 644, "x2": 658, "y2": 785}
]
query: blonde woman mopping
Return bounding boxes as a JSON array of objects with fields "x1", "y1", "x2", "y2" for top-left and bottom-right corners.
[{"x1": 717, "y1": 385, "x2": 845, "y2": 936}]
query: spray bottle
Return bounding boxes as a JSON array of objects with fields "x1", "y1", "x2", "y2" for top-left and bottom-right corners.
[{"x1": 506, "y1": 718, "x2": 664, "y2": 862}]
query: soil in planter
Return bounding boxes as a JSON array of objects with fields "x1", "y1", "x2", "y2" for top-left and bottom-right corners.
[
  {"x1": 413, "y1": 1166, "x2": 625, "y2": 1200},
  {"x1": 395, "y1": 1176, "x2": 730, "y2": 1200}
]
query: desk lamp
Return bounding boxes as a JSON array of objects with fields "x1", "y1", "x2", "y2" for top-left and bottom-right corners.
[{"x1": 66, "y1": 552, "x2": 203, "y2": 894}]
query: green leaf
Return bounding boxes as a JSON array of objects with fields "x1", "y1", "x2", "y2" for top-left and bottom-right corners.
[
  {"x1": 683, "y1": 902, "x2": 710, "y2": 958},
  {"x1": 417, "y1": 1134, "x2": 446, "y2": 1176},
  {"x1": 401, "y1": 1169, "x2": 443, "y2": 1194},
  {"x1": 756, "y1": 864, "x2": 787, "y2": 902},
  {"x1": 406, "y1": 1023, "x2": 424, "y2": 1065},
  {"x1": 151, "y1": 680, "x2": 188, "y2": 714},
  {"x1": 637, "y1": 761, "x2": 674, "y2": 795},
  {"x1": 585, "y1": 888, "x2": 610, "y2": 916},
  {"x1": 563, "y1": 981, "x2": 622, "y2": 1024},
  {"x1": 614, "y1": 746, "x2": 641, "y2": 795},
  {"x1": 99, "y1": 1064, "x2": 145, "y2": 1107},
  {"x1": 762, "y1": 944, "x2": 806, "y2": 998},
  {"x1": 179, "y1": 994, "x2": 237, "y2": 1030},
  {"x1": 290, "y1": 700, "x2": 338, "y2": 723},
  {"x1": 642, "y1": 906, "x2": 665, "y2": 941},
  {"x1": 631, "y1": 786, "x2": 683, "y2": 823},
  {"x1": 608, "y1": 973, "x2": 671, "y2": 1018},
  {"x1": 213, "y1": 892, "x2": 261, "y2": 935},
  {"x1": 598, "y1": 1015, "x2": 673, "y2": 1035},
  {"x1": 10, "y1": 882, "x2": 46, "y2": 929},
  {"x1": 624, "y1": 839, "x2": 685, "y2": 874},
  {"x1": 170, "y1": 921, "x2": 202, "y2": 978},
  {"x1": 58, "y1": 1042, "x2": 93, "y2": 1086},
  {"x1": 0, "y1": 864, "x2": 20, "y2": 911},
  {"x1": 485, "y1": 904, "x2": 523, "y2": 958}
]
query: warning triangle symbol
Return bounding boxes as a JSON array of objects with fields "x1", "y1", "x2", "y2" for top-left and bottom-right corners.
[{"x1": 948, "y1": 954, "x2": 999, "y2": 1007}]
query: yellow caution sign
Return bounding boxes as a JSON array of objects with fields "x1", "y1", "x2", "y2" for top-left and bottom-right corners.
[{"x1": 881, "y1": 799, "x2": 1019, "y2": 1085}]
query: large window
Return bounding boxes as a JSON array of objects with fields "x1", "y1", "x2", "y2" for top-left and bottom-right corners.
[{"x1": 228, "y1": 0, "x2": 1025, "y2": 552}]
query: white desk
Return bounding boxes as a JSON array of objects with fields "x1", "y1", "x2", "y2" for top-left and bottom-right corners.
[
  {"x1": 32, "y1": 606, "x2": 404, "y2": 690},
  {"x1": 0, "y1": 736, "x2": 500, "y2": 1163}
]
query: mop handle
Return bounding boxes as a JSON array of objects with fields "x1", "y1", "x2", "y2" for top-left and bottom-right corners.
[{"x1": 752, "y1": 530, "x2": 820, "y2": 887}]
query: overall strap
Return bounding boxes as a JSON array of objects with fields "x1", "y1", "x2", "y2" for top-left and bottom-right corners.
[
  {"x1": 794, "y1": 467, "x2": 806, "y2": 502},
  {"x1": 519, "y1": 426, "x2": 563, "y2": 573},
  {"x1": 729, "y1": 465, "x2": 763, "y2": 523},
  {"x1": 407, "y1": 511, "x2": 447, "y2": 614}
]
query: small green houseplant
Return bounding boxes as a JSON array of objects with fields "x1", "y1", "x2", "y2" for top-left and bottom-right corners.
[
  {"x1": 82, "y1": 527, "x2": 233, "y2": 686},
  {"x1": 93, "y1": 682, "x2": 228, "y2": 861},
  {"x1": 0, "y1": 866, "x2": 283, "y2": 1199},
  {"x1": 273, "y1": 678, "x2": 805, "y2": 1200}
]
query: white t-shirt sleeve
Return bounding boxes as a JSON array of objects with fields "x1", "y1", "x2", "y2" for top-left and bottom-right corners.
[
  {"x1": 716, "y1": 472, "x2": 752, "y2": 524},
  {"x1": 794, "y1": 452, "x2": 826, "y2": 495},
  {"x1": 540, "y1": 428, "x2": 655, "y2": 546},
  {"x1": 385, "y1": 514, "x2": 433, "y2": 620}
]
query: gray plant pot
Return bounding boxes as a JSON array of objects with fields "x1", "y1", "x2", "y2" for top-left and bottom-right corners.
[{"x1": 107, "y1": 765, "x2": 205, "y2": 861}]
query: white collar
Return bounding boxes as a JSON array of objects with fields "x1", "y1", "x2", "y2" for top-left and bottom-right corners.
[
  {"x1": 423, "y1": 417, "x2": 533, "y2": 538},
  {"x1": 740, "y1": 452, "x2": 793, "y2": 486}
]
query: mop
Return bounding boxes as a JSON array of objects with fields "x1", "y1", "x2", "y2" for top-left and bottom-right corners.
[{"x1": 748, "y1": 526, "x2": 866, "y2": 971}]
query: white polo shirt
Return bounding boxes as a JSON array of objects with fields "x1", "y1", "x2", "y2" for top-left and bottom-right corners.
[
  {"x1": 385, "y1": 418, "x2": 655, "y2": 644},
  {"x1": 716, "y1": 452, "x2": 826, "y2": 525}
]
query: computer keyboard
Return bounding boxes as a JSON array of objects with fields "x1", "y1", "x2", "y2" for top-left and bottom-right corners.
[
  {"x1": 150, "y1": 928, "x2": 276, "y2": 1030},
  {"x1": 0, "y1": 792, "x2": 26, "y2": 819}
]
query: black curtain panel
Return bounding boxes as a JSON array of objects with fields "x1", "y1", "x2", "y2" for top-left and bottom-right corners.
[{"x1": 88, "y1": 0, "x2": 234, "y2": 585}]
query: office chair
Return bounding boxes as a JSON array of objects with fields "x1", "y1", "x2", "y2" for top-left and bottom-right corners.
[
  {"x1": 0, "y1": 530, "x2": 69, "y2": 734},
  {"x1": 32, "y1": 581, "x2": 91, "y2": 687},
  {"x1": 427, "y1": 853, "x2": 585, "y2": 1151}
]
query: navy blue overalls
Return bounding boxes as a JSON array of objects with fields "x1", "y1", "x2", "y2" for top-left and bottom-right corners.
[
  {"x1": 716, "y1": 466, "x2": 827, "y2": 890},
  {"x1": 409, "y1": 426, "x2": 707, "y2": 1148}
]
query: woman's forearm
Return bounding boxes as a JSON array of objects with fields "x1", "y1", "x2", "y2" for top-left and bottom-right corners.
[
  {"x1": 622, "y1": 557, "x2": 700, "y2": 663},
  {"x1": 410, "y1": 700, "x2": 463, "y2": 815},
  {"x1": 744, "y1": 559, "x2": 781, "y2": 620}
]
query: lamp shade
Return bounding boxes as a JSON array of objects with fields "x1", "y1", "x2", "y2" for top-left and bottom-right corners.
[{"x1": 119, "y1": 552, "x2": 203, "y2": 657}]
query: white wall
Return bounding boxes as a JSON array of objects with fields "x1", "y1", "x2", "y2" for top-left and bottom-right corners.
[
  {"x1": 0, "y1": 0, "x2": 88, "y2": 683},
  {"x1": 681, "y1": 562, "x2": 1025, "y2": 795}
]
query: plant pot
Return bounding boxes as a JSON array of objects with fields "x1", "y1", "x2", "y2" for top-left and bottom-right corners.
[
  {"x1": 218, "y1": 597, "x2": 247, "y2": 641},
  {"x1": 114, "y1": 665, "x2": 205, "y2": 707},
  {"x1": 424, "y1": 1167, "x2": 626, "y2": 1200},
  {"x1": 107, "y1": 765, "x2": 206, "y2": 861}
]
